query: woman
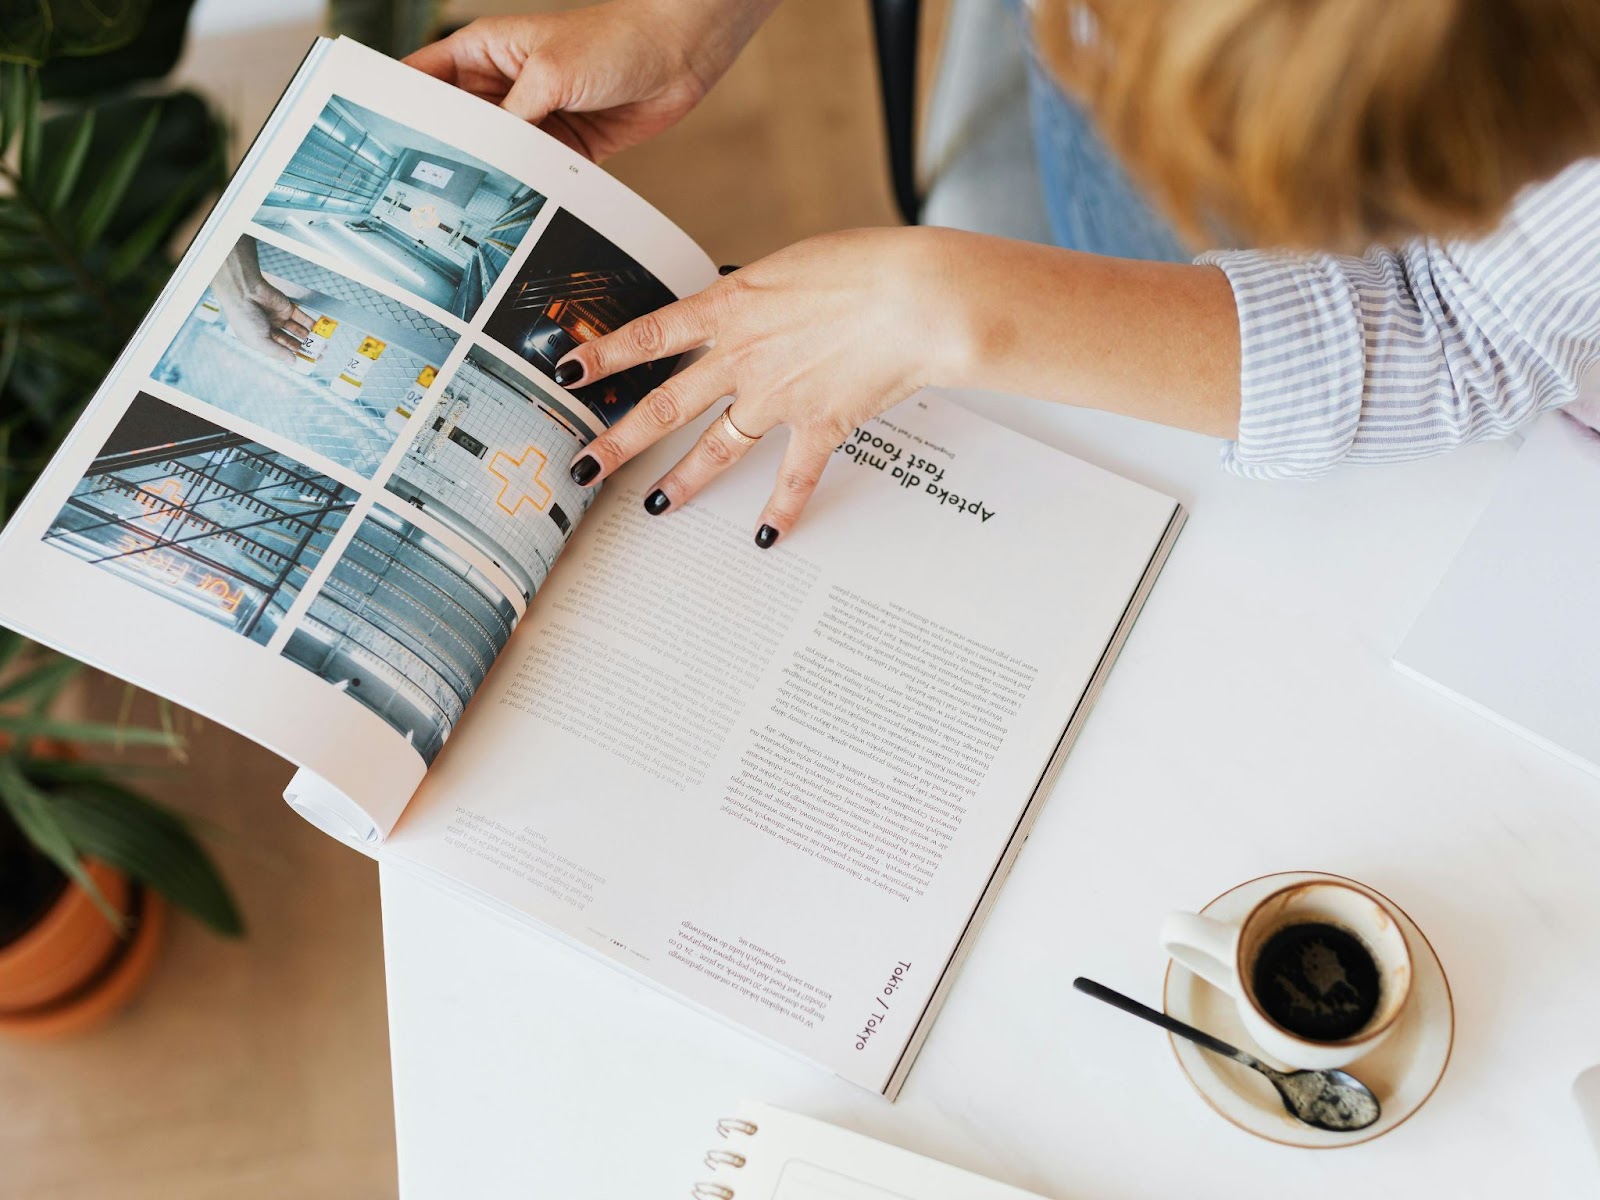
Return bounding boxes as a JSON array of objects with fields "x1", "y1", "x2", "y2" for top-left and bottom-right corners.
[{"x1": 408, "y1": 0, "x2": 1600, "y2": 548}]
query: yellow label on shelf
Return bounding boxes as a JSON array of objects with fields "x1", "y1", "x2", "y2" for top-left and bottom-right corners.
[
  {"x1": 357, "y1": 336, "x2": 387, "y2": 359},
  {"x1": 416, "y1": 364, "x2": 437, "y2": 387}
]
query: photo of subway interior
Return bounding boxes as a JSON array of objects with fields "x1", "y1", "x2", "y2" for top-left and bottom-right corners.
[
  {"x1": 255, "y1": 96, "x2": 546, "y2": 318},
  {"x1": 43, "y1": 395, "x2": 355, "y2": 646},
  {"x1": 280, "y1": 506, "x2": 517, "y2": 764},
  {"x1": 387, "y1": 348, "x2": 594, "y2": 602},
  {"x1": 484, "y1": 208, "x2": 680, "y2": 425}
]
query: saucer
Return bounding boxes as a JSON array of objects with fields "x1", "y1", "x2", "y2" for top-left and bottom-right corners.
[{"x1": 1162, "y1": 871, "x2": 1453, "y2": 1148}]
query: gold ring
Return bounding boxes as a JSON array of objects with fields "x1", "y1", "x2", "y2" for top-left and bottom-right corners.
[{"x1": 718, "y1": 406, "x2": 762, "y2": 447}]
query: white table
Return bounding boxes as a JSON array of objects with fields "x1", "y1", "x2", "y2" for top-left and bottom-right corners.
[{"x1": 380, "y1": 394, "x2": 1600, "y2": 1198}]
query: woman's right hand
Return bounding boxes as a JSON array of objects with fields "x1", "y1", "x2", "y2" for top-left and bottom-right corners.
[{"x1": 403, "y1": 0, "x2": 776, "y2": 162}]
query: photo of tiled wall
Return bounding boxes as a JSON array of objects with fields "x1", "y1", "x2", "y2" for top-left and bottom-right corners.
[{"x1": 154, "y1": 235, "x2": 459, "y2": 477}]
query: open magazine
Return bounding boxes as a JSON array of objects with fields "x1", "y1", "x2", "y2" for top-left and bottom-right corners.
[{"x1": 0, "y1": 38, "x2": 1185, "y2": 1097}]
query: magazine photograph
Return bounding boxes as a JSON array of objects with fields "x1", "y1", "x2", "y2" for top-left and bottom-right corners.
[{"x1": 254, "y1": 94, "x2": 548, "y2": 320}]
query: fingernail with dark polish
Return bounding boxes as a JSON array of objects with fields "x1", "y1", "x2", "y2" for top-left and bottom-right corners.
[
  {"x1": 755, "y1": 524, "x2": 779, "y2": 550},
  {"x1": 553, "y1": 359, "x2": 583, "y2": 387},
  {"x1": 718, "y1": 264, "x2": 741, "y2": 276},
  {"x1": 644, "y1": 489, "x2": 672, "y2": 516},
  {"x1": 570, "y1": 455, "x2": 601, "y2": 486}
]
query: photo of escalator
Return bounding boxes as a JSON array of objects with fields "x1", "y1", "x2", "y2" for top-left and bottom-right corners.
[
  {"x1": 280, "y1": 506, "x2": 518, "y2": 764},
  {"x1": 483, "y1": 208, "x2": 681, "y2": 426},
  {"x1": 254, "y1": 96, "x2": 546, "y2": 319},
  {"x1": 42, "y1": 394, "x2": 356, "y2": 646}
]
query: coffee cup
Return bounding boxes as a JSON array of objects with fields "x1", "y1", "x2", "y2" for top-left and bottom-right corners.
[{"x1": 1159, "y1": 879, "x2": 1413, "y2": 1070}]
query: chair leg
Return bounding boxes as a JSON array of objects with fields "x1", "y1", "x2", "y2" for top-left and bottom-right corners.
[{"x1": 868, "y1": 0, "x2": 922, "y2": 225}]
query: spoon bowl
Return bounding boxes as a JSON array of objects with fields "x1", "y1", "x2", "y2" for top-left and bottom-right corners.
[
  {"x1": 1073, "y1": 976, "x2": 1381, "y2": 1133},
  {"x1": 1244, "y1": 1058, "x2": 1380, "y2": 1132}
]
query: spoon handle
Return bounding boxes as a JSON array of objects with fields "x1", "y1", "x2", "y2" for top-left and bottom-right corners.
[{"x1": 1072, "y1": 976, "x2": 1254, "y2": 1067}]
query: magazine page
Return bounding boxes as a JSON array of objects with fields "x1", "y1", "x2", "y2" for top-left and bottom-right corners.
[
  {"x1": 0, "y1": 36, "x2": 717, "y2": 842},
  {"x1": 384, "y1": 390, "x2": 1182, "y2": 1093}
]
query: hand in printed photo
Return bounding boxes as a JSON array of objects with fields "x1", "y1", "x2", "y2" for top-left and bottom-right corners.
[{"x1": 212, "y1": 236, "x2": 313, "y2": 365}]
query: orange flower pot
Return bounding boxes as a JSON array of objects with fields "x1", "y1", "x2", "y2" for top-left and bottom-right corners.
[{"x1": 0, "y1": 859, "x2": 167, "y2": 1040}]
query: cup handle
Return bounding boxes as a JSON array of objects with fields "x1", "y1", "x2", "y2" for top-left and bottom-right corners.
[{"x1": 1159, "y1": 912, "x2": 1239, "y2": 997}]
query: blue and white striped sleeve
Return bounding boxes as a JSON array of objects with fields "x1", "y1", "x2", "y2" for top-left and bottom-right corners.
[{"x1": 1195, "y1": 158, "x2": 1600, "y2": 478}]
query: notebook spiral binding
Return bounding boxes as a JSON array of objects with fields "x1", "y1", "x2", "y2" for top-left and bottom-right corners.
[{"x1": 689, "y1": 1118, "x2": 759, "y2": 1199}]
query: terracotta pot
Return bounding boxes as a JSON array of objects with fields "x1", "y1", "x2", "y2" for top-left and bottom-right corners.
[{"x1": 0, "y1": 858, "x2": 167, "y2": 1040}]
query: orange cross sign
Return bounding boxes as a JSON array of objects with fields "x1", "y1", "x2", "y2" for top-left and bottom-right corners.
[
  {"x1": 136, "y1": 478, "x2": 186, "y2": 523},
  {"x1": 487, "y1": 445, "x2": 553, "y2": 515}
]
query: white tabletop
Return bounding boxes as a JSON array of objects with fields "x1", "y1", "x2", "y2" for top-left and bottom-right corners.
[{"x1": 380, "y1": 394, "x2": 1600, "y2": 1198}]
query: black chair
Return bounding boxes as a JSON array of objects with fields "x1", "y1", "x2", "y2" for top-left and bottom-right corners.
[
  {"x1": 869, "y1": 0, "x2": 924, "y2": 224},
  {"x1": 866, "y1": 0, "x2": 1051, "y2": 241}
]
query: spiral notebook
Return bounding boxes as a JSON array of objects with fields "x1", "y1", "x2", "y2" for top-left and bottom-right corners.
[{"x1": 691, "y1": 1103, "x2": 1053, "y2": 1199}]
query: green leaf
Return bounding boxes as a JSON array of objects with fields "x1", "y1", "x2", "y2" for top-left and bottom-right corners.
[
  {"x1": 21, "y1": 757, "x2": 169, "y2": 784},
  {"x1": 23, "y1": 328, "x2": 113, "y2": 378},
  {"x1": 0, "y1": 757, "x2": 122, "y2": 929},
  {"x1": 0, "y1": 16, "x2": 50, "y2": 70},
  {"x1": 0, "y1": 279, "x2": 81, "y2": 301},
  {"x1": 18, "y1": 68, "x2": 42, "y2": 188},
  {"x1": 0, "y1": 426, "x2": 16, "y2": 528},
  {"x1": 0, "y1": 628, "x2": 27, "y2": 676},
  {"x1": 103, "y1": 154, "x2": 207, "y2": 283},
  {"x1": 1, "y1": 63, "x2": 28, "y2": 152},
  {"x1": 39, "y1": 0, "x2": 197, "y2": 97},
  {"x1": 0, "y1": 650, "x2": 79, "y2": 707},
  {"x1": 84, "y1": 90, "x2": 224, "y2": 247},
  {"x1": 74, "y1": 101, "x2": 158, "y2": 248},
  {"x1": 47, "y1": 780, "x2": 243, "y2": 936},
  {"x1": 0, "y1": 317, "x2": 20, "y2": 406},
  {"x1": 0, "y1": 714, "x2": 181, "y2": 748},
  {"x1": 2, "y1": 0, "x2": 155, "y2": 67},
  {"x1": 329, "y1": 0, "x2": 445, "y2": 58},
  {"x1": 0, "y1": 242, "x2": 57, "y2": 270},
  {"x1": 46, "y1": 107, "x2": 94, "y2": 214}
]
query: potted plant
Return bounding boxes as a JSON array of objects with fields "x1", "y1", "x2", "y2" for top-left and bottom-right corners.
[
  {"x1": 0, "y1": 633, "x2": 243, "y2": 1037},
  {"x1": 0, "y1": 1, "x2": 243, "y2": 1037}
]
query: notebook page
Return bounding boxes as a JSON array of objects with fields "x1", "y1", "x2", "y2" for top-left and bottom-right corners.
[
  {"x1": 1396, "y1": 411, "x2": 1600, "y2": 776},
  {"x1": 697, "y1": 1102, "x2": 1053, "y2": 1200}
]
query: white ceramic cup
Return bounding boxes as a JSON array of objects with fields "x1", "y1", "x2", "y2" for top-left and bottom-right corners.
[{"x1": 1159, "y1": 879, "x2": 1413, "y2": 1070}]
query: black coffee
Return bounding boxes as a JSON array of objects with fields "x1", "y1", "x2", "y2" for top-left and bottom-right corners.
[{"x1": 1249, "y1": 922, "x2": 1381, "y2": 1042}]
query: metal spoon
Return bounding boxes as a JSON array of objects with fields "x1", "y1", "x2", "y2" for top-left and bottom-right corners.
[{"x1": 1072, "y1": 976, "x2": 1381, "y2": 1132}]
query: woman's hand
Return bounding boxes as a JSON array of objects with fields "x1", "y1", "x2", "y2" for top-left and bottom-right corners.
[
  {"x1": 559, "y1": 229, "x2": 1243, "y2": 548},
  {"x1": 560, "y1": 227, "x2": 973, "y2": 547},
  {"x1": 404, "y1": 0, "x2": 778, "y2": 161},
  {"x1": 213, "y1": 237, "x2": 311, "y2": 365}
]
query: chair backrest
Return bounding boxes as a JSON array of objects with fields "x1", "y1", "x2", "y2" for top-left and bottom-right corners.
[{"x1": 868, "y1": 0, "x2": 924, "y2": 224}]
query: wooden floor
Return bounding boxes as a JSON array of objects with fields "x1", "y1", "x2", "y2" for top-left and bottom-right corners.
[{"x1": 0, "y1": 3, "x2": 917, "y2": 1196}]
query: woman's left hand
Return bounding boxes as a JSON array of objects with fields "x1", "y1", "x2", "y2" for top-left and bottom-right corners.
[{"x1": 559, "y1": 226, "x2": 972, "y2": 547}]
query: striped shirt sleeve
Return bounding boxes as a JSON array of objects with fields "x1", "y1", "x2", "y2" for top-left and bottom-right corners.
[{"x1": 1195, "y1": 158, "x2": 1600, "y2": 478}]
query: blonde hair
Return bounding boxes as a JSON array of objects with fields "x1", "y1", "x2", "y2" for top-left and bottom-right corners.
[{"x1": 1035, "y1": 0, "x2": 1600, "y2": 251}]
